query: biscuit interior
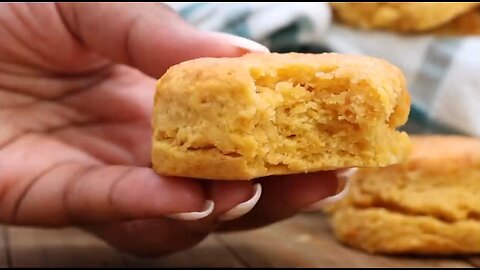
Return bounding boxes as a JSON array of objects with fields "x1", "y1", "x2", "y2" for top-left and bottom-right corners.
[{"x1": 152, "y1": 53, "x2": 411, "y2": 180}]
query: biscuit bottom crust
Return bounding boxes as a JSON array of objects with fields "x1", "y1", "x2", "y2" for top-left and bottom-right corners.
[{"x1": 152, "y1": 53, "x2": 411, "y2": 180}]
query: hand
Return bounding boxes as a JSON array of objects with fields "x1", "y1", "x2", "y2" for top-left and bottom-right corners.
[{"x1": 0, "y1": 3, "x2": 339, "y2": 257}]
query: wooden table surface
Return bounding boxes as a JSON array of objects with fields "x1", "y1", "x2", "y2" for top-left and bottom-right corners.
[{"x1": 1, "y1": 213, "x2": 479, "y2": 267}]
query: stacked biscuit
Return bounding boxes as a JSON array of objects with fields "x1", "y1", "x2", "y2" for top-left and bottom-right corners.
[{"x1": 319, "y1": 3, "x2": 480, "y2": 254}]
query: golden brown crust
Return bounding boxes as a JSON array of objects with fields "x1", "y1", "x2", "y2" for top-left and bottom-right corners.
[
  {"x1": 333, "y1": 207, "x2": 480, "y2": 255},
  {"x1": 331, "y1": 2, "x2": 480, "y2": 33},
  {"x1": 433, "y1": 8, "x2": 480, "y2": 36},
  {"x1": 152, "y1": 53, "x2": 411, "y2": 180},
  {"x1": 329, "y1": 135, "x2": 480, "y2": 254},
  {"x1": 407, "y1": 136, "x2": 480, "y2": 172}
]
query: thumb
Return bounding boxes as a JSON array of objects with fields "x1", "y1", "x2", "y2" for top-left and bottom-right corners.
[{"x1": 56, "y1": 3, "x2": 269, "y2": 78}]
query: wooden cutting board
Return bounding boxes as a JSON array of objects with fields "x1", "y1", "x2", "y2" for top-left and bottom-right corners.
[{"x1": 1, "y1": 213, "x2": 479, "y2": 267}]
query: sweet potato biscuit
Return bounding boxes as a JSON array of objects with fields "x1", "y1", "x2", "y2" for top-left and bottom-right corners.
[
  {"x1": 433, "y1": 7, "x2": 480, "y2": 36},
  {"x1": 331, "y1": 2, "x2": 480, "y2": 33},
  {"x1": 329, "y1": 136, "x2": 480, "y2": 255},
  {"x1": 152, "y1": 53, "x2": 411, "y2": 180}
]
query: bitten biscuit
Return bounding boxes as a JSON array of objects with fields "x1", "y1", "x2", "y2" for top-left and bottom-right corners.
[
  {"x1": 331, "y1": 2, "x2": 480, "y2": 33},
  {"x1": 152, "y1": 53, "x2": 411, "y2": 180},
  {"x1": 329, "y1": 136, "x2": 480, "y2": 255}
]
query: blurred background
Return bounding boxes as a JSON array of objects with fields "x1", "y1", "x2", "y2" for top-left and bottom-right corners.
[{"x1": 165, "y1": 2, "x2": 480, "y2": 137}]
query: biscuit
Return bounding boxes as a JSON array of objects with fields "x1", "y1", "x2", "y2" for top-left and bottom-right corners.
[
  {"x1": 433, "y1": 8, "x2": 480, "y2": 36},
  {"x1": 329, "y1": 136, "x2": 480, "y2": 254},
  {"x1": 331, "y1": 2, "x2": 480, "y2": 33},
  {"x1": 152, "y1": 53, "x2": 411, "y2": 180}
]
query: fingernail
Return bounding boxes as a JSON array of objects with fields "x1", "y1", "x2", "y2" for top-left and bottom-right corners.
[
  {"x1": 166, "y1": 200, "x2": 215, "y2": 221},
  {"x1": 206, "y1": 31, "x2": 270, "y2": 53},
  {"x1": 219, "y1": 183, "x2": 262, "y2": 221},
  {"x1": 337, "y1": 167, "x2": 359, "y2": 179},
  {"x1": 302, "y1": 168, "x2": 358, "y2": 212}
]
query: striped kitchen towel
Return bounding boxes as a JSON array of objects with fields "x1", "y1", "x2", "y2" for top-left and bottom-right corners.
[{"x1": 166, "y1": 2, "x2": 480, "y2": 137}]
